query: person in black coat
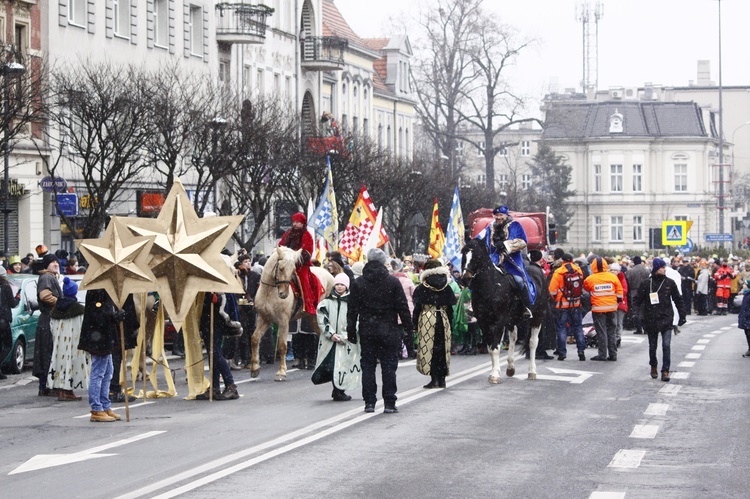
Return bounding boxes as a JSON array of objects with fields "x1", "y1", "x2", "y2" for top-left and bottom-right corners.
[
  {"x1": 412, "y1": 259, "x2": 457, "y2": 389},
  {"x1": 736, "y1": 280, "x2": 750, "y2": 358},
  {"x1": 634, "y1": 258, "x2": 686, "y2": 382},
  {"x1": 0, "y1": 267, "x2": 20, "y2": 379},
  {"x1": 78, "y1": 289, "x2": 139, "y2": 422},
  {"x1": 347, "y1": 248, "x2": 413, "y2": 414}
]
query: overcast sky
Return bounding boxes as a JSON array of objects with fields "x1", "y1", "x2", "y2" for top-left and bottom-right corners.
[{"x1": 334, "y1": 0, "x2": 749, "y2": 112}]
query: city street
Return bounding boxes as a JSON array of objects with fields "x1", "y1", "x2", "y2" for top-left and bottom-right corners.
[{"x1": 1, "y1": 314, "x2": 748, "y2": 499}]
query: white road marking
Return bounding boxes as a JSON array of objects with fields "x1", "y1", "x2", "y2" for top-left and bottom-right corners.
[
  {"x1": 671, "y1": 372, "x2": 689, "y2": 379},
  {"x1": 659, "y1": 384, "x2": 682, "y2": 396},
  {"x1": 589, "y1": 492, "x2": 626, "y2": 499},
  {"x1": 644, "y1": 403, "x2": 669, "y2": 416},
  {"x1": 620, "y1": 336, "x2": 646, "y2": 344},
  {"x1": 685, "y1": 353, "x2": 701, "y2": 359},
  {"x1": 678, "y1": 361, "x2": 695, "y2": 368},
  {"x1": 697, "y1": 339, "x2": 711, "y2": 344},
  {"x1": 9, "y1": 431, "x2": 166, "y2": 475},
  {"x1": 608, "y1": 449, "x2": 646, "y2": 469},
  {"x1": 534, "y1": 367, "x2": 601, "y2": 384},
  {"x1": 691, "y1": 345, "x2": 706, "y2": 351},
  {"x1": 709, "y1": 330, "x2": 724, "y2": 334},
  {"x1": 630, "y1": 424, "x2": 659, "y2": 439},
  {"x1": 73, "y1": 401, "x2": 155, "y2": 419},
  {"x1": 702, "y1": 334, "x2": 715, "y2": 338},
  {"x1": 720, "y1": 327, "x2": 732, "y2": 330}
]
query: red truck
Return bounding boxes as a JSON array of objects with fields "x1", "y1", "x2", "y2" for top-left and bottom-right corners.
[{"x1": 467, "y1": 208, "x2": 557, "y2": 251}]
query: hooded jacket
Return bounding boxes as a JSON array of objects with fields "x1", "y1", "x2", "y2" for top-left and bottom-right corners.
[
  {"x1": 634, "y1": 273, "x2": 686, "y2": 333},
  {"x1": 347, "y1": 261, "x2": 413, "y2": 337},
  {"x1": 583, "y1": 257, "x2": 623, "y2": 313}
]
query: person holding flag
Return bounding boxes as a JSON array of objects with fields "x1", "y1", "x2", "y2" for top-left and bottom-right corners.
[
  {"x1": 477, "y1": 205, "x2": 535, "y2": 318},
  {"x1": 442, "y1": 187, "x2": 465, "y2": 270},
  {"x1": 279, "y1": 212, "x2": 322, "y2": 315}
]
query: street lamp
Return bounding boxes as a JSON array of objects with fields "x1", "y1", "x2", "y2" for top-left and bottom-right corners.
[{"x1": 2, "y1": 61, "x2": 25, "y2": 257}]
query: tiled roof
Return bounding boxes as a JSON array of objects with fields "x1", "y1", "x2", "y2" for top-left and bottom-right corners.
[
  {"x1": 372, "y1": 58, "x2": 388, "y2": 92},
  {"x1": 322, "y1": 0, "x2": 367, "y2": 48},
  {"x1": 363, "y1": 38, "x2": 389, "y2": 51},
  {"x1": 543, "y1": 101, "x2": 707, "y2": 140}
]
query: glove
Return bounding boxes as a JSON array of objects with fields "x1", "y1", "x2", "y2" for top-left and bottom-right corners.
[
  {"x1": 113, "y1": 309, "x2": 127, "y2": 322},
  {"x1": 677, "y1": 317, "x2": 686, "y2": 327},
  {"x1": 347, "y1": 331, "x2": 358, "y2": 344}
]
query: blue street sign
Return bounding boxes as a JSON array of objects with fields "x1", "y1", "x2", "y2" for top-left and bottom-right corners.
[
  {"x1": 676, "y1": 238, "x2": 695, "y2": 254},
  {"x1": 704, "y1": 233, "x2": 733, "y2": 242},
  {"x1": 55, "y1": 194, "x2": 78, "y2": 217},
  {"x1": 40, "y1": 176, "x2": 68, "y2": 193}
]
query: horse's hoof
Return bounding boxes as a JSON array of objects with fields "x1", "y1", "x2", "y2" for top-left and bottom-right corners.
[
  {"x1": 528, "y1": 372, "x2": 537, "y2": 380},
  {"x1": 274, "y1": 374, "x2": 287, "y2": 382},
  {"x1": 488, "y1": 376, "x2": 501, "y2": 384},
  {"x1": 506, "y1": 367, "x2": 516, "y2": 377},
  {"x1": 250, "y1": 369, "x2": 260, "y2": 379}
]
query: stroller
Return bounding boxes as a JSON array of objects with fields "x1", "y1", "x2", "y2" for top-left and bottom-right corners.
[{"x1": 582, "y1": 310, "x2": 597, "y2": 348}]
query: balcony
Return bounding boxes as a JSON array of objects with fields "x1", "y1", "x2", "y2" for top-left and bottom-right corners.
[
  {"x1": 216, "y1": 3, "x2": 274, "y2": 45},
  {"x1": 301, "y1": 36, "x2": 348, "y2": 72}
]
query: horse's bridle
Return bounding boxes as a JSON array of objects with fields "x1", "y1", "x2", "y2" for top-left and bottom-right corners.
[{"x1": 261, "y1": 260, "x2": 294, "y2": 298}]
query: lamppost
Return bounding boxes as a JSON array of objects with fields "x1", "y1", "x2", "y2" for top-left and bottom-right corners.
[{"x1": 2, "y1": 61, "x2": 25, "y2": 257}]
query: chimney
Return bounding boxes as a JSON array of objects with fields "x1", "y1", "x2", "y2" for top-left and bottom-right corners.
[{"x1": 697, "y1": 60, "x2": 714, "y2": 86}]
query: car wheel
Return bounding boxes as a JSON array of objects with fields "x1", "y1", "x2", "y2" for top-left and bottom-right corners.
[{"x1": 9, "y1": 339, "x2": 25, "y2": 374}]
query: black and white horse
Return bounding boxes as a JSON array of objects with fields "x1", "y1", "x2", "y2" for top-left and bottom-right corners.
[{"x1": 460, "y1": 238, "x2": 546, "y2": 383}]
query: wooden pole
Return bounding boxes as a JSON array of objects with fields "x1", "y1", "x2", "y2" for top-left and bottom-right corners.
[
  {"x1": 140, "y1": 293, "x2": 147, "y2": 401},
  {"x1": 209, "y1": 294, "x2": 214, "y2": 402},
  {"x1": 118, "y1": 319, "x2": 130, "y2": 422}
]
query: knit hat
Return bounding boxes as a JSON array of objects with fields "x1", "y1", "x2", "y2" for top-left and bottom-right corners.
[
  {"x1": 366, "y1": 248, "x2": 387, "y2": 265},
  {"x1": 291, "y1": 212, "x2": 307, "y2": 224},
  {"x1": 333, "y1": 273, "x2": 350, "y2": 290},
  {"x1": 529, "y1": 249, "x2": 543, "y2": 263},
  {"x1": 35, "y1": 244, "x2": 48, "y2": 256},
  {"x1": 633, "y1": 256, "x2": 642, "y2": 265},
  {"x1": 42, "y1": 253, "x2": 59, "y2": 269},
  {"x1": 62, "y1": 276, "x2": 78, "y2": 298},
  {"x1": 651, "y1": 257, "x2": 667, "y2": 272},
  {"x1": 423, "y1": 259, "x2": 443, "y2": 270},
  {"x1": 609, "y1": 263, "x2": 621, "y2": 272},
  {"x1": 351, "y1": 261, "x2": 364, "y2": 276}
]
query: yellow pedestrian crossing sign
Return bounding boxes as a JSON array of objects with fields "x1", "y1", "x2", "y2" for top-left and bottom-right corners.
[{"x1": 662, "y1": 220, "x2": 687, "y2": 246}]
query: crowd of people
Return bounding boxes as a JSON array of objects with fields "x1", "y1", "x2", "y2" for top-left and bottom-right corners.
[{"x1": 4, "y1": 209, "x2": 750, "y2": 418}]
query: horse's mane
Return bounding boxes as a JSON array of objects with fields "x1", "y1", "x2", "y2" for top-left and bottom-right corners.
[{"x1": 261, "y1": 246, "x2": 302, "y2": 282}]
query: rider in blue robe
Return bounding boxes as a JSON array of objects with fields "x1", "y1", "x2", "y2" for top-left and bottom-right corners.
[{"x1": 476, "y1": 206, "x2": 536, "y2": 318}]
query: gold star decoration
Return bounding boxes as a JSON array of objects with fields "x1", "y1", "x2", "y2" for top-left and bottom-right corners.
[
  {"x1": 122, "y1": 179, "x2": 243, "y2": 330},
  {"x1": 76, "y1": 217, "x2": 157, "y2": 308}
]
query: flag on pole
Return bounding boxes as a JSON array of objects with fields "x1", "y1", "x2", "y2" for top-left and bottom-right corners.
[
  {"x1": 428, "y1": 197, "x2": 446, "y2": 259},
  {"x1": 339, "y1": 184, "x2": 378, "y2": 262},
  {"x1": 443, "y1": 186, "x2": 465, "y2": 270},
  {"x1": 310, "y1": 158, "x2": 339, "y2": 249},
  {"x1": 362, "y1": 208, "x2": 384, "y2": 256}
]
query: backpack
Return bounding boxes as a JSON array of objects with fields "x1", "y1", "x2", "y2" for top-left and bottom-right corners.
[{"x1": 562, "y1": 263, "x2": 583, "y2": 303}]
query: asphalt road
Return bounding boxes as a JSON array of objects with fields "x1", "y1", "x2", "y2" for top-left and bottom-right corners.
[{"x1": 1, "y1": 313, "x2": 748, "y2": 499}]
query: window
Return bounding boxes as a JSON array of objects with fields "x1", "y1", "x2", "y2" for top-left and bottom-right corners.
[
  {"x1": 455, "y1": 142, "x2": 464, "y2": 157},
  {"x1": 477, "y1": 141, "x2": 485, "y2": 157},
  {"x1": 610, "y1": 164, "x2": 623, "y2": 192},
  {"x1": 256, "y1": 69, "x2": 264, "y2": 94},
  {"x1": 377, "y1": 124, "x2": 383, "y2": 150},
  {"x1": 114, "y1": 0, "x2": 131, "y2": 37},
  {"x1": 477, "y1": 174, "x2": 486, "y2": 187},
  {"x1": 633, "y1": 164, "x2": 643, "y2": 192},
  {"x1": 498, "y1": 174, "x2": 509, "y2": 192},
  {"x1": 274, "y1": 74, "x2": 281, "y2": 95},
  {"x1": 189, "y1": 5, "x2": 202, "y2": 55},
  {"x1": 498, "y1": 146, "x2": 508, "y2": 156},
  {"x1": 521, "y1": 140, "x2": 530, "y2": 156},
  {"x1": 522, "y1": 174, "x2": 531, "y2": 191},
  {"x1": 155, "y1": 0, "x2": 169, "y2": 47},
  {"x1": 674, "y1": 164, "x2": 687, "y2": 192},
  {"x1": 286, "y1": 77, "x2": 292, "y2": 98},
  {"x1": 633, "y1": 216, "x2": 644, "y2": 241},
  {"x1": 594, "y1": 164, "x2": 601, "y2": 192},
  {"x1": 593, "y1": 216, "x2": 602, "y2": 241},
  {"x1": 610, "y1": 216, "x2": 623, "y2": 242},
  {"x1": 218, "y1": 61, "x2": 229, "y2": 84},
  {"x1": 14, "y1": 24, "x2": 27, "y2": 58},
  {"x1": 69, "y1": 0, "x2": 86, "y2": 26}
]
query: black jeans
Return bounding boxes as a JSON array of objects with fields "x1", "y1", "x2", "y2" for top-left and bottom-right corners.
[{"x1": 360, "y1": 330, "x2": 401, "y2": 407}]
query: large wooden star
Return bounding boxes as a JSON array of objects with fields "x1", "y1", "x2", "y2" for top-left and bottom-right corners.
[
  {"x1": 121, "y1": 180, "x2": 243, "y2": 330},
  {"x1": 76, "y1": 217, "x2": 157, "y2": 308}
]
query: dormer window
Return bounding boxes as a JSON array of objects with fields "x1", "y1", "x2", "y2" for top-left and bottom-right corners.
[{"x1": 609, "y1": 110, "x2": 623, "y2": 133}]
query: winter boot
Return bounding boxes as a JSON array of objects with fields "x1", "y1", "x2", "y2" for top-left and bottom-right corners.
[
  {"x1": 222, "y1": 384, "x2": 240, "y2": 400},
  {"x1": 423, "y1": 375, "x2": 440, "y2": 389},
  {"x1": 105, "y1": 409, "x2": 122, "y2": 421},
  {"x1": 90, "y1": 410, "x2": 116, "y2": 423},
  {"x1": 437, "y1": 376, "x2": 446, "y2": 388}
]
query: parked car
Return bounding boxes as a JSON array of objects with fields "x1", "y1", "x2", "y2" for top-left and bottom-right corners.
[{"x1": 2, "y1": 275, "x2": 40, "y2": 374}]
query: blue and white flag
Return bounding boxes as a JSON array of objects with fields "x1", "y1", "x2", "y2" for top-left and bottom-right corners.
[
  {"x1": 442, "y1": 186, "x2": 465, "y2": 270},
  {"x1": 310, "y1": 158, "x2": 339, "y2": 249}
]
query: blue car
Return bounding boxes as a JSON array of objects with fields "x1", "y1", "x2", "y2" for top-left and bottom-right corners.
[{"x1": 1, "y1": 275, "x2": 41, "y2": 374}]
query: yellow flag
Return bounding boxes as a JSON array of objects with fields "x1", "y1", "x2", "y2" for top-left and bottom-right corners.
[{"x1": 428, "y1": 197, "x2": 445, "y2": 258}]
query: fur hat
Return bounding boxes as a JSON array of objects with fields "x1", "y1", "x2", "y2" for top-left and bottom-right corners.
[
  {"x1": 291, "y1": 212, "x2": 307, "y2": 224},
  {"x1": 423, "y1": 259, "x2": 443, "y2": 270},
  {"x1": 651, "y1": 257, "x2": 667, "y2": 272},
  {"x1": 351, "y1": 261, "x2": 364, "y2": 276},
  {"x1": 366, "y1": 248, "x2": 387, "y2": 265},
  {"x1": 333, "y1": 273, "x2": 350, "y2": 290},
  {"x1": 42, "y1": 253, "x2": 59, "y2": 269},
  {"x1": 62, "y1": 276, "x2": 78, "y2": 298}
]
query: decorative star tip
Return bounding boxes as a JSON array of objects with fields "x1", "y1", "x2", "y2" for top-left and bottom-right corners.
[{"x1": 76, "y1": 217, "x2": 157, "y2": 309}]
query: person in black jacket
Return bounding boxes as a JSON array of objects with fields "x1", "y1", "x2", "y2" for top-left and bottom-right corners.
[
  {"x1": 634, "y1": 258, "x2": 686, "y2": 382},
  {"x1": 413, "y1": 259, "x2": 457, "y2": 389},
  {"x1": 0, "y1": 266, "x2": 20, "y2": 379},
  {"x1": 347, "y1": 248, "x2": 413, "y2": 414}
]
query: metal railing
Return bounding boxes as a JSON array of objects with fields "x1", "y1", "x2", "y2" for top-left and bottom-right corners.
[
  {"x1": 216, "y1": 3, "x2": 274, "y2": 41},
  {"x1": 301, "y1": 36, "x2": 348, "y2": 67}
]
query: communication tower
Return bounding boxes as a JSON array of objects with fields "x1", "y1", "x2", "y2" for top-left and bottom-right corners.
[{"x1": 576, "y1": 1, "x2": 604, "y2": 92}]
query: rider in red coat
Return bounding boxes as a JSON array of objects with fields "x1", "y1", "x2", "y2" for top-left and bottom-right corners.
[{"x1": 278, "y1": 212, "x2": 321, "y2": 315}]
